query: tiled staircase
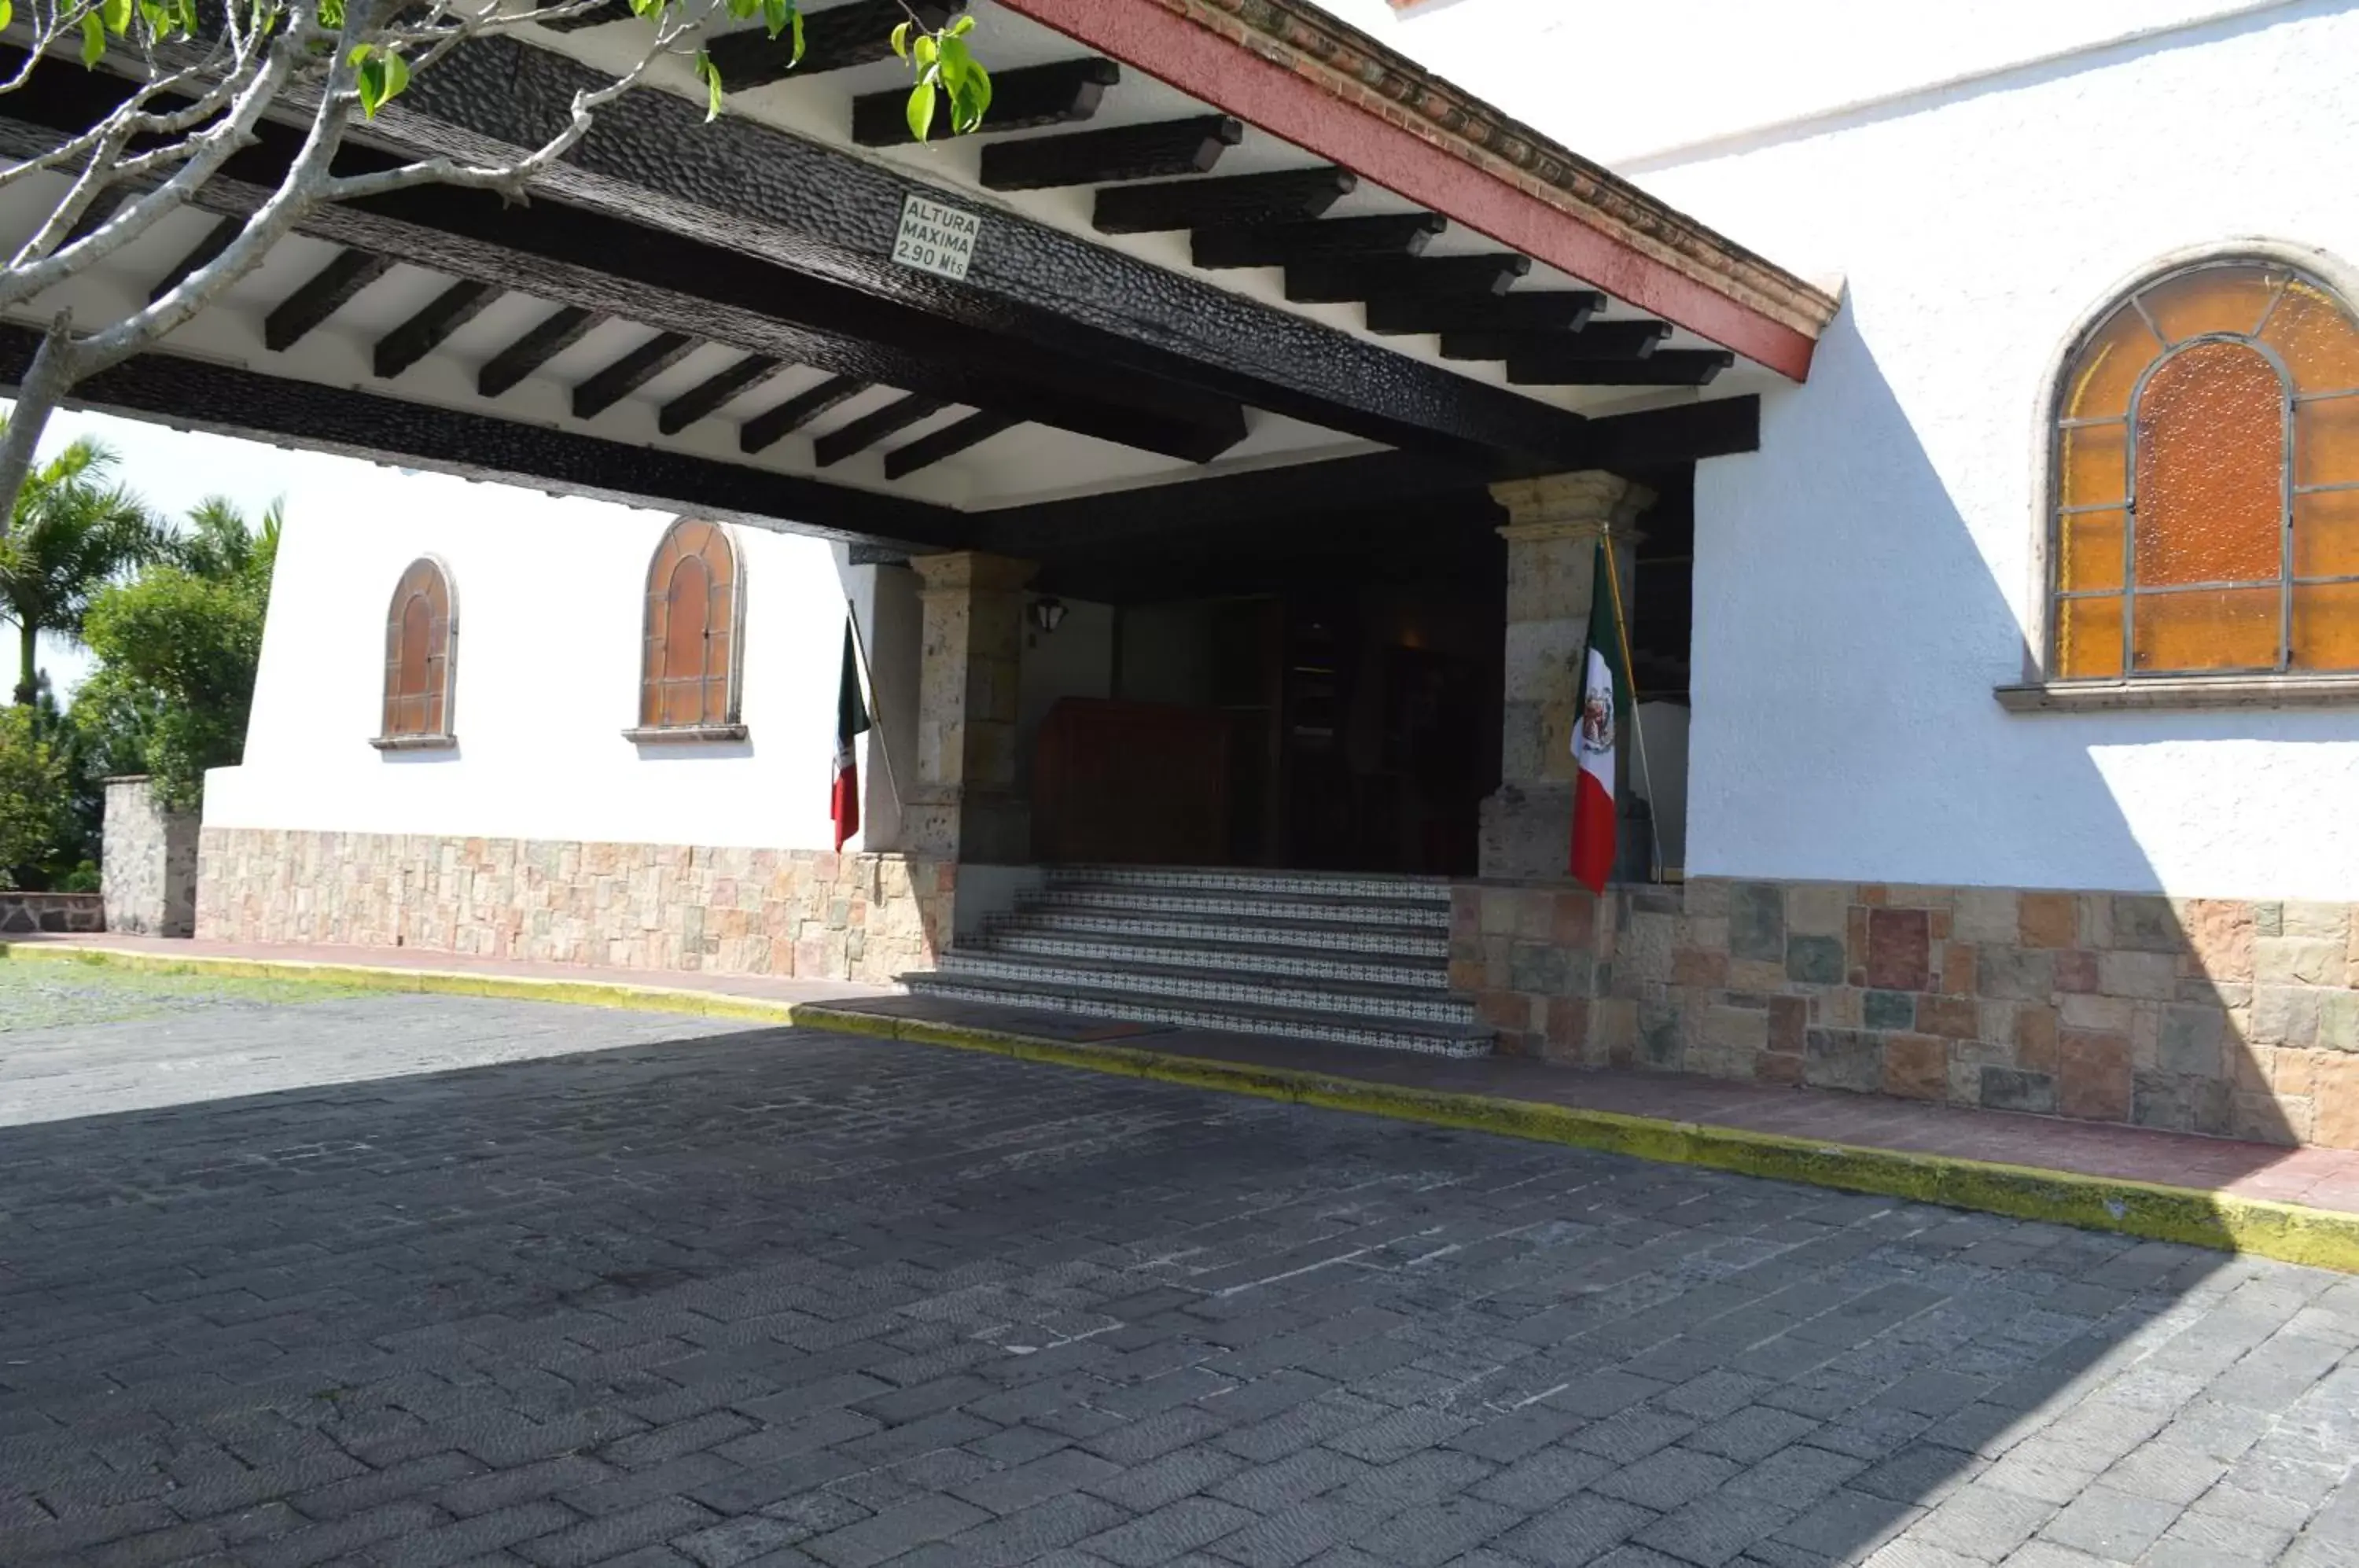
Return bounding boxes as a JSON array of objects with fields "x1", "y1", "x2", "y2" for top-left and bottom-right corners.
[{"x1": 900, "y1": 865, "x2": 1494, "y2": 1058}]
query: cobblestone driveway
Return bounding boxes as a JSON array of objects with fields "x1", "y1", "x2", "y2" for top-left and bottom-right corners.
[{"x1": 2, "y1": 1015, "x2": 2357, "y2": 1567}]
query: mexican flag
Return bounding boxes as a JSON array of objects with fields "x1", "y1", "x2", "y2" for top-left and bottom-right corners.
[
  {"x1": 1570, "y1": 543, "x2": 1627, "y2": 893},
  {"x1": 832, "y1": 621, "x2": 871, "y2": 852}
]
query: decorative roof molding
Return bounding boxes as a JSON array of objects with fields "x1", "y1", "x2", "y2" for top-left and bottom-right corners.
[{"x1": 999, "y1": 0, "x2": 1839, "y2": 375}]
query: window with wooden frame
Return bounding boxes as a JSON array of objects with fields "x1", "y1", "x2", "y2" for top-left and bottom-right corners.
[
  {"x1": 2047, "y1": 259, "x2": 2359, "y2": 689},
  {"x1": 374, "y1": 556, "x2": 457, "y2": 749},
  {"x1": 630, "y1": 518, "x2": 745, "y2": 741}
]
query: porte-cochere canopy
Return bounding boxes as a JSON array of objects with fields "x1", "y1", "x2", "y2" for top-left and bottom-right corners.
[{"x1": 0, "y1": 0, "x2": 1838, "y2": 561}]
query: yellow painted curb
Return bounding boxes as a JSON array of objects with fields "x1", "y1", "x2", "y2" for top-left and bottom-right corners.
[
  {"x1": 795, "y1": 1004, "x2": 2359, "y2": 1275},
  {"x1": 10, "y1": 940, "x2": 2352, "y2": 1274},
  {"x1": 0, "y1": 940, "x2": 804, "y2": 1026}
]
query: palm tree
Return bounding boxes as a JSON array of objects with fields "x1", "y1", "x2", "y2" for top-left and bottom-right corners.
[{"x1": 0, "y1": 428, "x2": 164, "y2": 707}]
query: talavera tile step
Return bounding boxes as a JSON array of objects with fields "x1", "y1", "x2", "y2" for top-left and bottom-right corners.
[
  {"x1": 933, "y1": 951, "x2": 1476, "y2": 1025},
  {"x1": 995, "y1": 909, "x2": 1449, "y2": 959},
  {"x1": 1024, "y1": 885, "x2": 1452, "y2": 929},
  {"x1": 972, "y1": 930, "x2": 1449, "y2": 989},
  {"x1": 900, "y1": 970, "x2": 1495, "y2": 1058},
  {"x1": 1046, "y1": 863, "x2": 1453, "y2": 904}
]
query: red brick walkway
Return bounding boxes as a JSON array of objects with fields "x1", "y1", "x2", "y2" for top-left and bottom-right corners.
[{"x1": 15, "y1": 933, "x2": 2359, "y2": 1219}]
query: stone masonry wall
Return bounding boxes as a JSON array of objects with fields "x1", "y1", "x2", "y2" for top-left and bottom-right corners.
[
  {"x1": 103, "y1": 776, "x2": 199, "y2": 937},
  {"x1": 0, "y1": 891, "x2": 105, "y2": 934},
  {"x1": 1452, "y1": 877, "x2": 2359, "y2": 1150},
  {"x1": 196, "y1": 828, "x2": 952, "y2": 985}
]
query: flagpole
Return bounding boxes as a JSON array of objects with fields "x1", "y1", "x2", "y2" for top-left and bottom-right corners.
[
  {"x1": 844, "y1": 596, "x2": 903, "y2": 813},
  {"x1": 1599, "y1": 543, "x2": 1667, "y2": 884}
]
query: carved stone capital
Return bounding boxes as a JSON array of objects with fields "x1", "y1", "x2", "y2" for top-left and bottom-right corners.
[{"x1": 1490, "y1": 472, "x2": 1657, "y2": 543}]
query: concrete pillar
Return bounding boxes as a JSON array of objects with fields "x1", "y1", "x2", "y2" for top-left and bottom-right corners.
[
  {"x1": 906, "y1": 551, "x2": 1037, "y2": 862},
  {"x1": 1479, "y1": 472, "x2": 1654, "y2": 882}
]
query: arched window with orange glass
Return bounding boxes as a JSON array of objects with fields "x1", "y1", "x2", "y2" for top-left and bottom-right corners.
[
  {"x1": 2052, "y1": 259, "x2": 2359, "y2": 680},
  {"x1": 636, "y1": 518, "x2": 744, "y2": 735},
  {"x1": 2048, "y1": 258, "x2": 2359, "y2": 679},
  {"x1": 376, "y1": 556, "x2": 458, "y2": 747}
]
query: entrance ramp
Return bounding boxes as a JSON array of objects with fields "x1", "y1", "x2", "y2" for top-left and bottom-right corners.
[{"x1": 901, "y1": 866, "x2": 1494, "y2": 1058}]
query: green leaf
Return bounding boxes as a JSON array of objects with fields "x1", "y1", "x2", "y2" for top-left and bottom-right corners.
[
  {"x1": 100, "y1": 0, "x2": 131, "y2": 34},
  {"x1": 0, "y1": 1, "x2": 15, "y2": 32},
  {"x1": 954, "y1": 61, "x2": 991, "y2": 133},
  {"x1": 789, "y1": 4, "x2": 803, "y2": 64},
  {"x1": 318, "y1": 0, "x2": 340, "y2": 27},
  {"x1": 355, "y1": 53, "x2": 385, "y2": 116},
  {"x1": 905, "y1": 81, "x2": 935, "y2": 142},
  {"x1": 890, "y1": 20, "x2": 909, "y2": 59},
  {"x1": 79, "y1": 11, "x2": 105, "y2": 64},
  {"x1": 911, "y1": 31, "x2": 937, "y2": 68},
  {"x1": 947, "y1": 13, "x2": 973, "y2": 35},
  {"x1": 379, "y1": 49, "x2": 408, "y2": 106},
  {"x1": 696, "y1": 49, "x2": 724, "y2": 121}
]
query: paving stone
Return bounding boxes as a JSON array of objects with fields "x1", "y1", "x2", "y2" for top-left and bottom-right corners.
[
  {"x1": 2, "y1": 1013, "x2": 2353, "y2": 1568},
  {"x1": 2036, "y1": 1482, "x2": 2174, "y2": 1560}
]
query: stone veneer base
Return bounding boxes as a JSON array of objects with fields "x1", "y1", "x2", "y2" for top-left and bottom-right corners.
[
  {"x1": 1452, "y1": 876, "x2": 2359, "y2": 1151},
  {"x1": 195, "y1": 827, "x2": 952, "y2": 985}
]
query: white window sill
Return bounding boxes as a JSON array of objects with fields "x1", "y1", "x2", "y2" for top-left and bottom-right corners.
[
  {"x1": 1995, "y1": 674, "x2": 2359, "y2": 712},
  {"x1": 622, "y1": 723, "x2": 749, "y2": 744},
  {"x1": 370, "y1": 733, "x2": 458, "y2": 751}
]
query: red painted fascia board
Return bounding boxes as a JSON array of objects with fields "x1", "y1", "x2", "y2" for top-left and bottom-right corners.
[{"x1": 993, "y1": 0, "x2": 1818, "y2": 382}]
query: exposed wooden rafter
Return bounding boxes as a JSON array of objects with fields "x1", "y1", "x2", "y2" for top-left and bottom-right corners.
[
  {"x1": 148, "y1": 215, "x2": 240, "y2": 303},
  {"x1": 815, "y1": 394, "x2": 946, "y2": 467},
  {"x1": 573, "y1": 330, "x2": 696, "y2": 418},
  {"x1": 374, "y1": 279, "x2": 500, "y2": 378},
  {"x1": 479, "y1": 304, "x2": 600, "y2": 397},
  {"x1": 1439, "y1": 321, "x2": 1667, "y2": 363},
  {"x1": 1093, "y1": 167, "x2": 1356, "y2": 235},
  {"x1": 980, "y1": 116, "x2": 1242, "y2": 193},
  {"x1": 1363, "y1": 291, "x2": 1602, "y2": 337},
  {"x1": 1191, "y1": 213, "x2": 1444, "y2": 271},
  {"x1": 854, "y1": 57, "x2": 1118, "y2": 148},
  {"x1": 741, "y1": 375, "x2": 868, "y2": 454},
  {"x1": 708, "y1": 0, "x2": 962, "y2": 91},
  {"x1": 1507, "y1": 348, "x2": 1735, "y2": 387},
  {"x1": 264, "y1": 248, "x2": 391, "y2": 352},
  {"x1": 659, "y1": 354, "x2": 783, "y2": 435},
  {"x1": 1286, "y1": 254, "x2": 1529, "y2": 306},
  {"x1": 885, "y1": 410, "x2": 1019, "y2": 480}
]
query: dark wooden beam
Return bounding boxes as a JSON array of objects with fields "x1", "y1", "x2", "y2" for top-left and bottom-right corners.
[
  {"x1": 855, "y1": 57, "x2": 1117, "y2": 148},
  {"x1": 884, "y1": 410, "x2": 1018, "y2": 479},
  {"x1": 815, "y1": 394, "x2": 946, "y2": 467},
  {"x1": 538, "y1": 0, "x2": 634, "y2": 31},
  {"x1": 1507, "y1": 348, "x2": 1735, "y2": 387},
  {"x1": 1364, "y1": 291, "x2": 1603, "y2": 337},
  {"x1": 1286, "y1": 254, "x2": 1529, "y2": 306},
  {"x1": 263, "y1": 248, "x2": 391, "y2": 352},
  {"x1": 708, "y1": 0, "x2": 959, "y2": 90},
  {"x1": 1092, "y1": 167, "x2": 1356, "y2": 235},
  {"x1": 979, "y1": 116, "x2": 1241, "y2": 193},
  {"x1": 1191, "y1": 213, "x2": 1444, "y2": 271},
  {"x1": 741, "y1": 375, "x2": 867, "y2": 453},
  {"x1": 573, "y1": 330, "x2": 697, "y2": 418},
  {"x1": 659, "y1": 353, "x2": 783, "y2": 435},
  {"x1": 0, "y1": 323, "x2": 968, "y2": 552},
  {"x1": 0, "y1": 50, "x2": 1590, "y2": 466},
  {"x1": 374, "y1": 278, "x2": 500, "y2": 378},
  {"x1": 479, "y1": 304, "x2": 600, "y2": 397},
  {"x1": 1440, "y1": 320, "x2": 1668, "y2": 363},
  {"x1": 1584, "y1": 396, "x2": 1758, "y2": 468},
  {"x1": 148, "y1": 215, "x2": 240, "y2": 303}
]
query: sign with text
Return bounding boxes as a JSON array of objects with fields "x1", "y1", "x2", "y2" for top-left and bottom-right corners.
[{"x1": 892, "y1": 194, "x2": 981, "y2": 282}]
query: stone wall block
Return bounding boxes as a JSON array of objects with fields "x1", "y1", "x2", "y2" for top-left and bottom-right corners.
[
  {"x1": 1785, "y1": 935, "x2": 1846, "y2": 987},
  {"x1": 2318, "y1": 990, "x2": 2359, "y2": 1053},
  {"x1": 2183, "y1": 900, "x2": 2256, "y2": 984},
  {"x1": 1551, "y1": 891, "x2": 1596, "y2": 950},
  {"x1": 2158, "y1": 1004, "x2": 2226, "y2": 1077},
  {"x1": 1784, "y1": 882, "x2": 1848, "y2": 937},
  {"x1": 2059, "y1": 1030, "x2": 2133, "y2": 1121},
  {"x1": 1982, "y1": 1067, "x2": 2059, "y2": 1114},
  {"x1": 2254, "y1": 937, "x2": 2342, "y2": 988},
  {"x1": 1915, "y1": 994, "x2": 1980, "y2": 1040},
  {"x1": 2251, "y1": 985, "x2": 2324, "y2": 1048},
  {"x1": 1952, "y1": 888, "x2": 2019, "y2": 944},
  {"x1": 2108, "y1": 895, "x2": 2182, "y2": 954},
  {"x1": 2313, "y1": 1055, "x2": 2359, "y2": 1149},
  {"x1": 1881, "y1": 1034, "x2": 1947, "y2": 1099},
  {"x1": 1805, "y1": 1028, "x2": 1882, "y2": 1093},
  {"x1": 1864, "y1": 989, "x2": 1914, "y2": 1031},
  {"x1": 2283, "y1": 900, "x2": 2350, "y2": 941},
  {"x1": 1728, "y1": 882, "x2": 1784, "y2": 962},
  {"x1": 1683, "y1": 879, "x2": 1732, "y2": 918},
  {"x1": 1865, "y1": 907, "x2": 1930, "y2": 992},
  {"x1": 2018, "y1": 892, "x2": 2077, "y2": 949},
  {"x1": 2098, "y1": 950, "x2": 2179, "y2": 1001}
]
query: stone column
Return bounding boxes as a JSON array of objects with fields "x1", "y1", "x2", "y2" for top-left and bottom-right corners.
[
  {"x1": 1480, "y1": 472, "x2": 1654, "y2": 882},
  {"x1": 905, "y1": 551, "x2": 1037, "y2": 863},
  {"x1": 102, "y1": 775, "x2": 199, "y2": 937}
]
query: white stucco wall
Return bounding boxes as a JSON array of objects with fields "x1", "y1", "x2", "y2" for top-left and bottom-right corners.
[
  {"x1": 205, "y1": 468, "x2": 905, "y2": 853},
  {"x1": 1642, "y1": 2, "x2": 2359, "y2": 900}
]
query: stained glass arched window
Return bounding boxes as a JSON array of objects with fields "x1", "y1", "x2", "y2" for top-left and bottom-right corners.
[
  {"x1": 639, "y1": 519, "x2": 742, "y2": 730},
  {"x1": 379, "y1": 557, "x2": 456, "y2": 742},
  {"x1": 2052, "y1": 260, "x2": 2359, "y2": 679}
]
